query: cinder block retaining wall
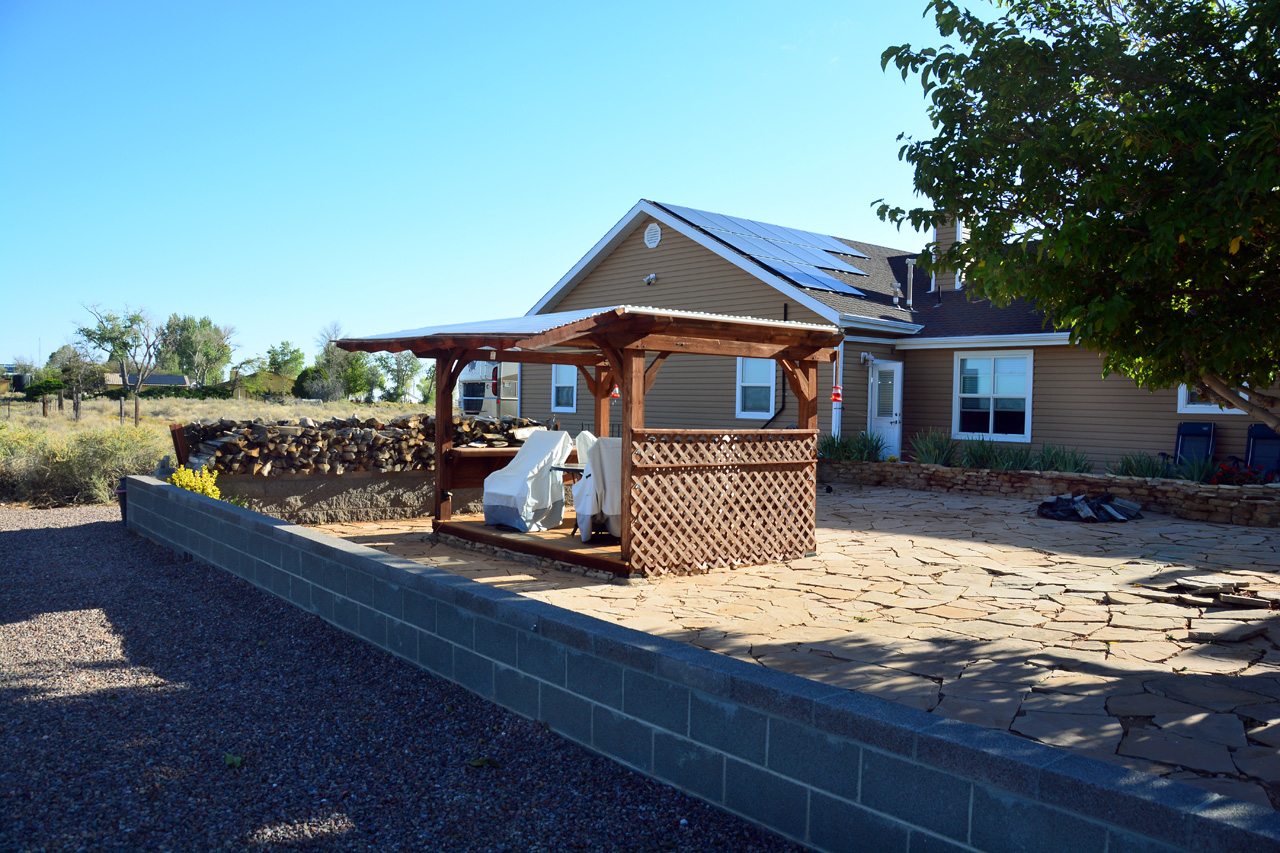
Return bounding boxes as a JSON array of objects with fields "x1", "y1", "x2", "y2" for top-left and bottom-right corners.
[
  {"x1": 125, "y1": 475, "x2": 1280, "y2": 853},
  {"x1": 819, "y1": 461, "x2": 1280, "y2": 527}
]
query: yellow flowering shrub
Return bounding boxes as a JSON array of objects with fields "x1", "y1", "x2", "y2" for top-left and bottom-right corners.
[{"x1": 169, "y1": 465, "x2": 221, "y2": 500}]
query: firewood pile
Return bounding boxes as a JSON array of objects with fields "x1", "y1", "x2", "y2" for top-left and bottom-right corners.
[{"x1": 178, "y1": 415, "x2": 545, "y2": 476}]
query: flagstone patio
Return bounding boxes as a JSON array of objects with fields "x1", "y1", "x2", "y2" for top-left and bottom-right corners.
[{"x1": 315, "y1": 484, "x2": 1280, "y2": 810}]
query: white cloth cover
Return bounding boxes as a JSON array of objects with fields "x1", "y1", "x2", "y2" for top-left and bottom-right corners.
[
  {"x1": 483, "y1": 430, "x2": 573, "y2": 532},
  {"x1": 571, "y1": 436, "x2": 623, "y2": 541},
  {"x1": 574, "y1": 430, "x2": 597, "y2": 464}
]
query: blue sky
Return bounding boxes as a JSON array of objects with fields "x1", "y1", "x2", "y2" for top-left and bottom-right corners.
[{"x1": 1, "y1": 1, "x2": 977, "y2": 371}]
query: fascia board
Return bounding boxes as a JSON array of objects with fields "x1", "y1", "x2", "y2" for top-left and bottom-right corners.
[
  {"x1": 527, "y1": 200, "x2": 843, "y2": 326},
  {"x1": 893, "y1": 332, "x2": 1071, "y2": 350},
  {"x1": 838, "y1": 314, "x2": 923, "y2": 335}
]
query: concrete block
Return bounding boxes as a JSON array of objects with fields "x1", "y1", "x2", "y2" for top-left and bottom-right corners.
[
  {"x1": 566, "y1": 651, "x2": 623, "y2": 709},
  {"x1": 344, "y1": 567, "x2": 375, "y2": 606},
  {"x1": 453, "y1": 647, "x2": 494, "y2": 698},
  {"x1": 653, "y1": 732, "x2": 724, "y2": 802},
  {"x1": 916, "y1": 716, "x2": 1066, "y2": 794},
  {"x1": 1106, "y1": 830, "x2": 1190, "y2": 853},
  {"x1": 768, "y1": 717, "x2": 860, "y2": 802},
  {"x1": 808, "y1": 792, "x2": 910, "y2": 853},
  {"x1": 1182, "y1": 797, "x2": 1280, "y2": 853},
  {"x1": 517, "y1": 631, "x2": 566, "y2": 686},
  {"x1": 266, "y1": 564, "x2": 290, "y2": 598},
  {"x1": 473, "y1": 617, "x2": 518, "y2": 667},
  {"x1": 904, "y1": 829, "x2": 971, "y2": 853},
  {"x1": 535, "y1": 605, "x2": 604, "y2": 653},
  {"x1": 540, "y1": 685, "x2": 592, "y2": 745},
  {"x1": 623, "y1": 670, "x2": 689, "y2": 734},
  {"x1": 357, "y1": 606, "x2": 387, "y2": 648},
  {"x1": 279, "y1": 544, "x2": 300, "y2": 579},
  {"x1": 386, "y1": 619, "x2": 418, "y2": 665},
  {"x1": 435, "y1": 604, "x2": 475, "y2": 649},
  {"x1": 286, "y1": 575, "x2": 311, "y2": 610},
  {"x1": 654, "y1": 644, "x2": 735, "y2": 698},
  {"x1": 724, "y1": 758, "x2": 809, "y2": 842},
  {"x1": 370, "y1": 577, "x2": 403, "y2": 621},
  {"x1": 592, "y1": 706, "x2": 653, "y2": 772},
  {"x1": 311, "y1": 587, "x2": 335, "y2": 622},
  {"x1": 971, "y1": 785, "x2": 1108, "y2": 853},
  {"x1": 333, "y1": 595, "x2": 359, "y2": 634},
  {"x1": 494, "y1": 665, "x2": 540, "y2": 721},
  {"x1": 729, "y1": 664, "x2": 843, "y2": 726},
  {"x1": 417, "y1": 631, "x2": 453, "y2": 678},
  {"x1": 689, "y1": 692, "x2": 767, "y2": 765},
  {"x1": 815, "y1": 689, "x2": 933, "y2": 758},
  {"x1": 590, "y1": 622, "x2": 683, "y2": 674},
  {"x1": 401, "y1": 590, "x2": 436, "y2": 633},
  {"x1": 861, "y1": 750, "x2": 971, "y2": 842}
]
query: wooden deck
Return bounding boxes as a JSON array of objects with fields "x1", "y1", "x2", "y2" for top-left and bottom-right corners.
[{"x1": 436, "y1": 513, "x2": 631, "y2": 577}]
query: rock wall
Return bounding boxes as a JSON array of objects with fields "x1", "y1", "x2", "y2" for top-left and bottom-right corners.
[{"x1": 818, "y1": 461, "x2": 1280, "y2": 527}]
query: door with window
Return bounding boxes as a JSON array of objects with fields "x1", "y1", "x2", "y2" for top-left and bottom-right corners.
[{"x1": 869, "y1": 361, "x2": 903, "y2": 458}]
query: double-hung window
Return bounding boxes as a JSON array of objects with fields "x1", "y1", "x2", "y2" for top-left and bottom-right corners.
[
  {"x1": 953, "y1": 351, "x2": 1033, "y2": 442},
  {"x1": 551, "y1": 364, "x2": 576, "y2": 412},
  {"x1": 1177, "y1": 384, "x2": 1245, "y2": 415},
  {"x1": 736, "y1": 357, "x2": 775, "y2": 418}
]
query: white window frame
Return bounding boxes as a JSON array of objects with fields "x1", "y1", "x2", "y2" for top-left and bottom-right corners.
[
  {"x1": 736, "y1": 357, "x2": 776, "y2": 419},
  {"x1": 1177, "y1": 384, "x2": 1246, "y2": 415},
  {"x1": 550, "y1": 364, "x2": 577, "y2": 413},
  {"x1": 952, "y1": 350, "x2": 1034, "y2": 443}
]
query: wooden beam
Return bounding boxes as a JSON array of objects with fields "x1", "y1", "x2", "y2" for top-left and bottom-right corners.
[
  {"x1": 576, "y1": 365, "x2": 599, "y2": 399},
  {"x1": 619, "y1": 348, "x2": 645, "y2": 564},
  {"x1": 593, "y1": 365, "x2": 613, "y2": 437},
  {"x1": 643, "y1": 352, "x2": 669, "y2": 394},
  {"x1": 433, "y1": 350, "x2": 465, "y2": 525},
  {"x1": 620, "y1": 334, "x2": 837, "y2": 362}
]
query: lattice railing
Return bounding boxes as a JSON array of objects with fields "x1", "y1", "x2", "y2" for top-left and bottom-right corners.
[{"x1": 628, "y1": 429, "x2": 817, "y2": 576}]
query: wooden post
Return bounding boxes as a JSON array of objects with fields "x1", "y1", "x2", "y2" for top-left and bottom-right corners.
[
  {"x1": 801, "y1": 360, "x2": 818, "y2": 431},
  {"x1": 594, "y1": 365, "x2": 611, "y2": 437},
  {"x1": 433, "y1": 354, "x2": 458, "y2": 525},
  {"x1": 619, "y1": 349, "x2": 645, "y2": 563}
]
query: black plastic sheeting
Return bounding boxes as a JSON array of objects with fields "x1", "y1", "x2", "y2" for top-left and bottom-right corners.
[{"x1": 1036, "y1": 492, "x2": 1143, "y2": 523}]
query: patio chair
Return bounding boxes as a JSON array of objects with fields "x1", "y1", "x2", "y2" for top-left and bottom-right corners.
[
  {"x1": 483, "y1": 430, "x2": 573, "y2": 532},
  {"x1": 571, "y1": 436, "x2": 623, "y2": 542},
  {"x1": 1246, "y1": 423, "x2": 1280, "y2": 477},
  {"x1": 1174, "y1": 421, "x2": 1216, "y2": 465}
]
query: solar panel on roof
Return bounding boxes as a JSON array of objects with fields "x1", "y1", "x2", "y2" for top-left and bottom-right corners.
[
  {"x1": 663, "y1": 204, "x2": 871, "y2": 271},
  {"x1": 760, "y1": 259, "x2": 865, "y2": 297}
]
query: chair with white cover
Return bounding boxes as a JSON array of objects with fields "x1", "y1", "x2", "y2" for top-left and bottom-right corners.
[
  {"x1": 571, "y1": 436, "x2": 623, "y2": 542},
  {"x1": 483, "y1": 430, "x2": 573, "y2": 532}
]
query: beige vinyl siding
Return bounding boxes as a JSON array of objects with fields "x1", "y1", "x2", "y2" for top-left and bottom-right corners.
[
  {"x1": 523, "y1": 220, "x2": 841, "y2": 433},
  {"x1": 837, "y1": 340, "x2": 897, "y2": 438},
  {"x1": 901, "y1": 345, "x2": 1269, "y2": 466}
]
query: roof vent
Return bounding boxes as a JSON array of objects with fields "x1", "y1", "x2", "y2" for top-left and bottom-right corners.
[{"x1": 644, "y1": 223, "x2": 661, "y2": 248}]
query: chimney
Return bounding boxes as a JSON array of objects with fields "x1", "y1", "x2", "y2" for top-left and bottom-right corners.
[
  {"x1": 931, "y1": 217, "x2": 966, "y2": 292},
  {"x1": 904, "y1": 256, "x2": 915, "y2": 310}
]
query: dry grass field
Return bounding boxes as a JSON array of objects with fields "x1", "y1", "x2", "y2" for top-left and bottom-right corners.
[{"x1": 0, "y1": 395, "x2": 430, "y2": 506}]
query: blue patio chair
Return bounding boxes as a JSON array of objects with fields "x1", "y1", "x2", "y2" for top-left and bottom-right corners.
[
  {"x1": 1175, "y1": 421, "x2": 1216, "y2": 465},
  {"x1": 1246, "y1": 423, "x2": 1280, "y2": 477}
]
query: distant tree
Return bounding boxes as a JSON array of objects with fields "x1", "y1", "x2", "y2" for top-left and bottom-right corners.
[
  {"x1": 878, "y1": 0, "x2": 1280, "y2": 429},
  {"x1": 342, "y1": 352, "x2": 383, "y2": 403},
  {"x1": 375, "y1": 352, "x2": 421, "y2": 402},
  {"x1": 266, "y1": 341, "x2": 306, "y2": 379},
  {"x1": 46, "y1": 343, "x2": 101, "y2": 419},
  {"x1": 292, "y1": 366, "x2": 320, "y2": 400},
  {"x1": 156, "y1": 314, "x2": 235, "y2": 386},
  {"x1": 417, "y1": 364, "x2": 436, "y2": 409},
  {"x1": 227, "y1": 357, "x2": 271, "y2": 399},
  {"x1": 77, "y1": 305, "x2": 161, "y2": 427}
]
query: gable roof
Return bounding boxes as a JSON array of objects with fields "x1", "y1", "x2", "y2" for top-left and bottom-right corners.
[
  {"x1": 104, "y1": 373, "x2": 192, "y2": 387},
  {"x1": 527, "y1": 199, "x2": 1075, "y2": 345}
]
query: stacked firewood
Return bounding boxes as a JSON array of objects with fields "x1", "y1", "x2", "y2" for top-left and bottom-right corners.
[{"x1": 179, "y1": 415, "x2": 544, "y2": 476}]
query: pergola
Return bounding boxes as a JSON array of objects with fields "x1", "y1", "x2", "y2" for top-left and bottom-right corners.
[{"x1": 339, "y1": 306, "x2": 842, "y2": 575}]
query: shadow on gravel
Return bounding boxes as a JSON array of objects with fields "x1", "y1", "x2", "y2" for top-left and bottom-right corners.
[{"x1": 0, "y1": 511, "x2": 803, "y2": 852}]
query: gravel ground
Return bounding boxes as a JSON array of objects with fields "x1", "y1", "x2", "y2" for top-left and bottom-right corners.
[{"x1": 0, "y1": 505, "x2": 804, "y2": 853}]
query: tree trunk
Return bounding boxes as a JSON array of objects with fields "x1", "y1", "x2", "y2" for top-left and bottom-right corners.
[
  {"x1": 74, "y1": 391, "x2": 81, "y2": 421},
  {"x1": 57, "y1": 389, "x2": 64, "y2": 412},
  {"x1": 119, "y1": 396, "x2": 125, "y2": 425},
  {"x1": 1200, "y1": 374, "x2": 1280, "y2": 432},
  {"x1": 41, "y1": 395, "x2": 48, "y2": 417},
  {"x1": 133, "y1": 393, "x2": 141, "y2": 428}
]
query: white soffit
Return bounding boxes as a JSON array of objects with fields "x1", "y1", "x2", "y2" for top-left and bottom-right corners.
[{"x1": 893, "y1": 332, "x2": 1071, "y2": 349}]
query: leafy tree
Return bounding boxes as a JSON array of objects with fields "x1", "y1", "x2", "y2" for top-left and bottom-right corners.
[
  {"x1": 879, "y1": 0, "x2": 1280, "y2": 429},
  {"x1": 76, "y1": 305, "x2": 162, "y2": 426},
  {"x1": 342, "y1": 352, "x2": 383, "y2": 403},
  {"x1": 417, "y1": 364, "x2": 437, "y2": 408},
  {"x1": 266, "y1": 341, "x2": 306, "y2": 379},
  {"x1": 375, "y1": 352, "x2": 422, "y2": 402},
  {"x1": 46, "y1": 343, "x2": 102, "y2": 418},
  {"x1": 155, "y1": 314, "x2": 235, "y2": 386}
]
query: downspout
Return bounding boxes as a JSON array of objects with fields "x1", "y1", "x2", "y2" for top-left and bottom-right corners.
[
  {"x1": 831, "y1": 342, "x2": 844, "y2": 439},
  {"x1": 862, "y1": 352, "x2": 876, "y2": 434}
]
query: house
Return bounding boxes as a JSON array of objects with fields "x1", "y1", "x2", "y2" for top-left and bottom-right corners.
[
  {"x1": 519, "y1": 200, "x2": 1270, "y2": 467},
  {"x1": 104, "y1": 373, "x2": 193, "y2": 390}
]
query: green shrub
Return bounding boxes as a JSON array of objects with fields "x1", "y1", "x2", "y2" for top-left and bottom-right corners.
[
  {"x1": 817, "y1": 433, "x2": 848, "y2": 460},
  {"x1": 1171, "y1": 455, "x2": 1217, "y2": 484},
  {"x1": 909, "y1": 429, "x2": 956, "y2": 465},
  {"x1": 1037, "y1": 444, "x2": 1094, "y2": 473},
  {"x1": 1107, "y1": 451, "x2": 1170, "y2": 478},
  {"x1": 959, "y1": 438, "x2": 1002, "y2": 469},
  {"x1": 996, "y1": 445, "x2": 1036, "y2": 471},
  {"x1": 0, "y1": 425, "x2": 162, "y2": 505},
  {"x1": 817, "y1": 431, "x2": 886, "y2": 462}
]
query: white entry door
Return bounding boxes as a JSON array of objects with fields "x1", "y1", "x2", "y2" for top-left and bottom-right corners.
[{"x1": 869, "y1": 361, "x2": 903, "y2": 458}]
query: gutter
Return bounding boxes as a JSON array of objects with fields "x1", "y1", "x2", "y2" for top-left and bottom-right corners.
[{"x1": 839, "y1": 314, "x2": 923, "y2": 335}]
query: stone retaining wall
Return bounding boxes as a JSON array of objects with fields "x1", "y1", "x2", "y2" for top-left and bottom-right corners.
[
  {"x1": 818, "y1": 461, "x2": 1280, "y2": 527},
  {"x1": 123, "y1": 474, "x2": 1280, "y2": 853}
]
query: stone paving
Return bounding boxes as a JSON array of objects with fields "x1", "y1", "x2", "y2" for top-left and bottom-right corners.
[{"x1": 315, "y1": 485, "x2": 1280, "y2": 810}]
